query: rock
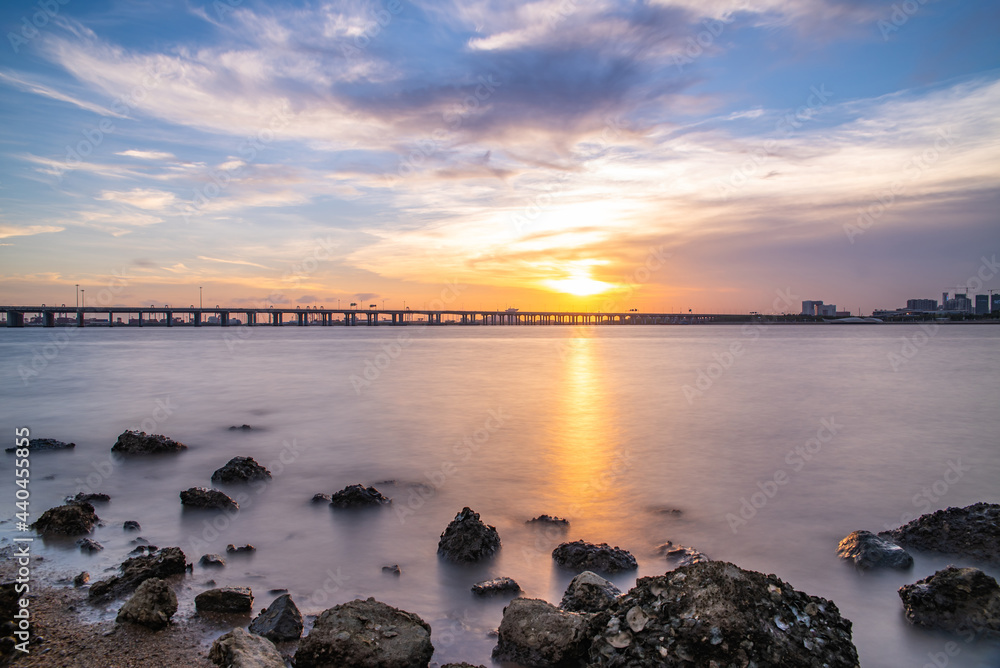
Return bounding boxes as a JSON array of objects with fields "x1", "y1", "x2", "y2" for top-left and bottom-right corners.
[
  {"x1": 471, "y1": 577, "x2": 521, "y2": 596},
  {"x1": 587, "y1": 561, "x2": 859, "y2": 667},
  {"x1": 209, "y1": 627, "x2": 284, "y2": 668},
  {"x1": 89, "y1": 547, "x2": 188, "y2": 601},
  {"x1": 200, "y1": 554, "x2": 226, "y2": 567},
  {"x1": 560, "y1": 571, "x2": 622, "y2": 613},
  {"x1": 180, "y1": 487, "x2": 239, "y2": 510},
  {"x1": 442, "y1": 665, "x2": 487, "y2": 668},
  {"x1": 655, "y1": 541, "x2": 709, "y2": 568},
  {"x1": 196, "y1": 587, "x2": 254, "y2": 613},
  {"x1": 5, "y1": 438, "x2": 75, "y2": 452},
  {"x1": 552, "y1": 540, "x2": 637, "y2": 574},
  {"x1": 73, "y1": 572, "x2": 90, "y2": 587},
  {"x1": 32, "y1": 503, "x2": 98, "y2": 535},
  {"x1": 329, "y1": 484, "x2": 391, "y2": 508},
  {"x1": 116, "y1": 578, "x2": 178, "y2": 630},
  {"x1": 123, "y1": 520, "x2": 141, "y2": 531},
  {"x1": 248, "y1": 593, "x2": 303, "y2": 641},
  {"x1": 228, "y1": 424, "x2": 254, "y2": 431},
  {"x1": 77, "y1": 538, "x2": 104, "y2": 553},
  {"x1": 437, "y1": 507, "x2": 501, "y2": 563},
  {"x1": 492, "y1": 598, "x2": 595, "y2": 667},
  {"x1": 879, "y1": 503, "x2": 1000, "y2": 564},
  {"x1": 837, "y1": 530, "x2": 913, "y2": 570},
  {"x1": 383, "y1": 564, "x2": 401, "y2": 576},
  {"x1": 311, "y1": 493, "x2": 331, "y2": 503},
  {"x1": 211, "y1": 456, "x2": 272, "y2": 483},
  {"x1": 527, "y1": 515, "x2": 569, "y2": 526},
  {"x1": 227, "y1": 544, "x2": 256, "y2": 553},
  {"x1": 898, "y1": 566, "x2": 1000, "y2": 633},
  {"x1": 295, "y1": 597, "x2": 433, "y2": 668},
  {"x1": 112, "y1": 430, "x2": 187, "y2": 454},
  {"x1": 67, "y1": 492, "x2": 110, "y2": 504}
]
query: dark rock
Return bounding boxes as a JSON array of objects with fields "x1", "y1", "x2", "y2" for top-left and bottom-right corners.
[
  {"x1": 311, "y1": 493, "x2": 331, "y2": 503},
  {"x1": 5, "y1": 438, "x2": 75, "y2": 452},
  {"x1": 32, "y1": 503, "x2": 98, "y2": 535},
  {"x1": 560, "y1": 571, "x2": 622, "y2": 613},
  {"x1": 89, "y1": 547, "x2": 188, "y2": 601},
  {"x1": 471, "y1": 577, "x2": 521, "y2": 596},
  {"x1": 228, "y1": 424, "x2": 254, "y2": 431},
  {"x1": 879, "y1": 503, "x2": 1000, "y2": 564},
  {"x1": 527, "y1": 515, "x2": 569, "y2": 526},
  {"x1": 552, "y1": 540, "x2": 637, "y2": 574},
  {"x1": 898, "y1": 566, "x2": 1000, "y2": 634},
  {"x1": 492, "y1": 598, "x2": 595, "y2": 667},
  {"x1": 112, "y1": 430, "x2": 187, "y2": 455},
  {"x1": 67, "y1": 492, "x2": 110, "y2": 504},
  {"x1": 116, "y1": 578, "x2": 177, "y2": 630},
  {"x1": 655, "y1": 541, "x2": 709, "y2": 569},
  {"x1": 330, "y1": 484, "x2": 391, "y2": 508},
  {"x1": 437, "y1": 507, "x2": 501, "y2": 563},
  {"x1": 383, "y1": 564, "x2": 401, "y2": 576},
  {"x1": 295, "y1": 597, "x2": 433, "y2": 668},
  {"x1": 211, "y1": 456, "x2": 272, "y2": 483},
  {"x1": 209, "y1": 627, "x2": 284, "y2": 668},
  {"x1": 196, "y1": 586, "x2": 254, "y2": 613},
  {"x1": 249, "y1": 593, "x2": 303, "y2": 641},
  {"x1": 837, "y1": 530, "x2": 913, "y2": 570},
  {"x1": 442, "y1": 664, "x2": 487, "y2": 668},
  {"x1": 123, "y1": 520, "x2": 141, "y2": 531},
  {"x1": 180, "y1": 487, "x2": 239, "y2": 510},
  {"x1": 226, "y1": 544, "x2": 255, "y2": 554},
  {"x1": 73, "y1": 572, "x2": 90, "y2": 587},
  {"x1": 200, "y1": 554, "x2": 226, "y2": 568},
  {"x1": 587, "y1": 561, "x2": 859, "y2": 667},
  {"x1": 77, "y1": 538, "x2": 104, "y2": 553}
]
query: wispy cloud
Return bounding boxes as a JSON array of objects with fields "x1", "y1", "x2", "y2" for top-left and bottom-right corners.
[{"x1": 197, "y1": 255, "x2": 271, "y2": 269}]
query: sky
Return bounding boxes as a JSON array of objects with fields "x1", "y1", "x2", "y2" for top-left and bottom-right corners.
[{"x1": 0, "y1": 0, "x2": 998, "y2": 314}]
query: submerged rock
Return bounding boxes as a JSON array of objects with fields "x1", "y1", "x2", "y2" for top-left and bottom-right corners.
[
  {"x1": 180, "y1": 487, "x2": 239, "y2": 510},
  {"x1": 442, "y1": 664, "x2": 487, "y2": 668},
  {"x1": 311, "y1": 493, "x2": 332, "y2": 503},
  {"x1": 383, "y1": 564, "x2": 402, "y2": 576},
  {"x1": 329, "y1": 484, "x2": 391, "y2": 508},
  {"x1": 655, "y1": 541, "x2": 709, "y2": 569},
  {"x1": 77, "y1": 538, "x2": 104, "y2": 553},
  {"x1": 228, "y1": 424, "x2": 255, "y2": 431},
  {"x1": 196, "y1": 586, "x2": 254, "y2": 613},
  {"x1": 73, "y1": 572, "x2": 90, "y2": 587},
  {"x1": 471, "y1": 577, "x2": 521, "y2": 596},
  {"x1": 112, "y1": 430, "x2": 187, "y2": 454},
  {"x1": 226, "y1": 544, "x2": 255, "y2": 554},
  {"x1": 123, "y1": 520, "x2": 141, "y2": 531},
  {"x1": 526, "y1": 515, "x2": 570, "y2": 526},
  {"x1": 437, "y1": 507, "x2": 501, "y2": 563},
  {"x1": 879, "y1": 503, "x2": 1000, "y2": 564},
  {"x1": 898, "y1": 566, "x2": 1000, "y2": 634},
  {"x1": 837, "y1": 530, "x2": 913, "y2": 570},
  {"x1": 5, "y1": 438, "x2": 75, "y2": 452},
  {"x1": 67, "y1": 492, "x2": 110, "y2": 504},
  {"x1": 295, "y1": 597, "x2": 433, "y2": 668},
  {"x1": 560, "y1": 571, "x2": 622, "y2": 613},
  {"x1": 209, "y1": 627, "x2": 284, "y2": 668},
  {"x1": 32, "y1": 502, "x2": 98, "y2": 535},
  {"x1": 492, "y1": 598, "x2": 595, "y2": 667},
  {"x1": 89, "y1": 547, "x2": 188, "y2": 601},
  {"x1": 587, "y1": 561, "x2": 859, "y2": 667},
  {"x1": 211, "y1": 456, "x2": 272, "y2": 483},
  {"x1": 116, "y1": 578, "x2": 177, "y2": 630},
  {"x1": 552, "y1": 540, "x2": 637, "y2": 574},
  {"x1": 249, "y1": 593, "x2": 303, "y2": 641},
  {"x1": 200, "y1": 554, "x2": 226, "y2": 568}
]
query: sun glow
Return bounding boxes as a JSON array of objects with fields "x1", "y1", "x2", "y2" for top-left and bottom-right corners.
[{"x1": 545, "y1": 276, "x2": 615, "y2": 296}]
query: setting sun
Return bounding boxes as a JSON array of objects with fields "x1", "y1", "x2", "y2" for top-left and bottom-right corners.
[{"x1": 545, "y1": 275, "x2": 615, "y2": 296}]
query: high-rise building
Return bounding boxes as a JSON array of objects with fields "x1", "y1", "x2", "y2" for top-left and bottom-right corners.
[
  {"x1": 906, "y1": 299, "x2": 938, "y2": 311},
  {"x1": 945, "y1": 293, "x2": 973, "y2": 313},
  {"x1": 975, "y1": 294, "x2": 989, "y2": 315},
  {"x1": 992, "y1": 294, "x2": 1000, "y2": 313},
  {"x1": 801, "y1": 300, "x2": 838, "y2": 316}
]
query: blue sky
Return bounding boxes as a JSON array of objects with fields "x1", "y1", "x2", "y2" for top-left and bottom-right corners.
[{"x1": 1, "y1": 0, "x2": 998, "y2": 312}]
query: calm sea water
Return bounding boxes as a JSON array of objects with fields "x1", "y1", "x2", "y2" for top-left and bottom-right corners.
[{"x1": 1, "y1": 323, "x2": 998, "y2": 667}]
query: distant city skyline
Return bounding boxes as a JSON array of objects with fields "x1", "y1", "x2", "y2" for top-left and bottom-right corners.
[{"x1": 1, "y1": 1, "x2": 998, "y2": 313}]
